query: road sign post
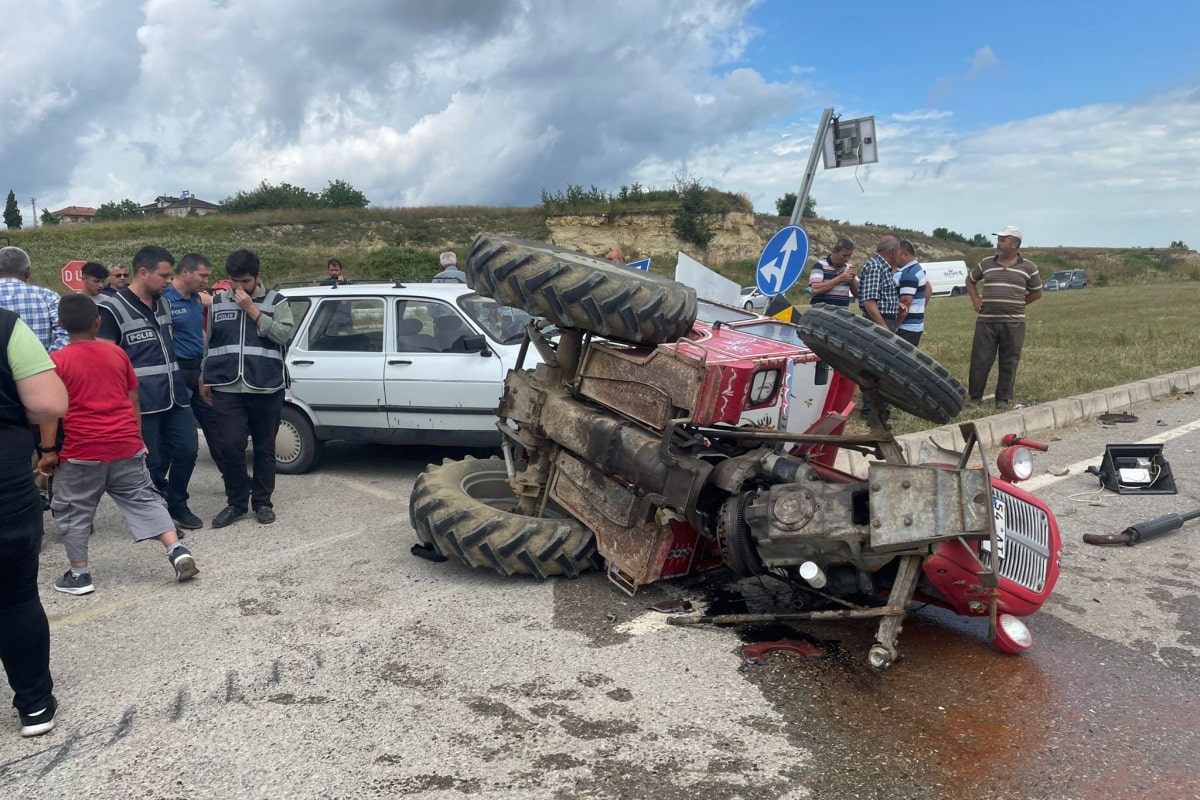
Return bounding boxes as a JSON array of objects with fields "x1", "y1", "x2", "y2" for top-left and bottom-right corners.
[{"x1": 61, "y1": 260, "x2": 86, "y2": 292}]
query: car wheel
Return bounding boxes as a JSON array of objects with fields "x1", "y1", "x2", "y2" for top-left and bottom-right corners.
[
  {"x1": 409, "y1": 456, "x2": 598, "y2": 579},
  {"x1": 950, "y1": 286, "x2": 964, "y2": 297},
  {"x1": 276, "y1": 404, "x2": 323, "y2": 475},
  {"x1": 744, "y1": 301, "x2": 756, "y2": 311},
  {"x1": 796, "y1": 305, "x2": 964, "y2": 424},
  {"x1": 466, "y1": 234, "x2": 697, "y2": 344}
]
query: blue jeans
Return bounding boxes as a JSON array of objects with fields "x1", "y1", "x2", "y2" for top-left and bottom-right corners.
[
  {"x1": 140, "y1": 403, "x2": 199, "y2": 515},
  {"x1": 0, "y1": 501, "x2": 53, "y2": 716}
]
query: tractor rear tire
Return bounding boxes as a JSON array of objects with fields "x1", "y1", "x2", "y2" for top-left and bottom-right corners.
[
  {"x1": 466, "y1": 234, "x2": 697, "y2": 345},
  {"x1": 409, "y1": 456, "x2": 598, "y2": 579},
  {"x1": 797, "y1": 305, "x2": 964, "y2": 424}
]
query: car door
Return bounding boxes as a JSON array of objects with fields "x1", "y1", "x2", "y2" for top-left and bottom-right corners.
[
  {"x1": 383, "y1": 297, "x2": 509, "y2": 446},
  {"x1": 286, "y1": 296, "x2": 388, "y2": 432}
]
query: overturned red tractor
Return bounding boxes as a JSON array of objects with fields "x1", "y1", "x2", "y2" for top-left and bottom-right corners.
[{"x1": 410, "y1": 235, "x2": 1061, "y2": 668}]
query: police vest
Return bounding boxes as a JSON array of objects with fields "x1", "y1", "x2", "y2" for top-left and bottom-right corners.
[
  {"x1": 98, "y1": 292, "x2": 188, "y2": 414},
  {"x1": 204, "y1": 289, "x2": 287, "y2": 390}
]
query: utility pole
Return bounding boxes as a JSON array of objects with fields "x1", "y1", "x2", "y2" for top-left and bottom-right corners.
[{"x1": 30, "y1": 198, "x2": 37, "y2": 227}]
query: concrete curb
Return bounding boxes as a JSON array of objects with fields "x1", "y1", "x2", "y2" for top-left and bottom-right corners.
[{"x1": 836, "y1": 365, "x2": 1200, "y2": 477}]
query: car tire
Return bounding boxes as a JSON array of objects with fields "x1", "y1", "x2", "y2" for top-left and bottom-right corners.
[
  {"x1": 409, "y1": 456, "x2": 598, "y2": 579},
  {"x1": 466, "y1": 234, "x2": 697, "y2": 345},
  {"x1": 744, "y1": 301, "x2": 755, "y2": 311},
  {"x1": 950, "y1": 286, "x2": 964, "y2": 297},
  {"x1": 796, "y1": 305, "x2": 964, "y2": 424},
  {"x1": 276, "y1": 404, "x2": 323, "y2": 475}
]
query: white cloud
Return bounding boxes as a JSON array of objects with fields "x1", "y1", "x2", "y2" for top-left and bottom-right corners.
[
  {"x1": 928, "y1": 44, "x2": 1004, "y2": 105},
  {"x1": 688, "y1": 90, "x2": 1200, "y2": 247},
  {"x1": 892, "y1": 110, "x2": 954, "y2": 122}
]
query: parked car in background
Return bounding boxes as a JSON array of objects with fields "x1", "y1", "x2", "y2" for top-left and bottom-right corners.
[
  {"x1": 1045, "y1": 269, "x2": 1087, "y2": 291},
  {"x1": 274, "y1": 282, "x2": 538, "y2": 473},
  {"x1": 740, "y1": 285, "x2": 770, "y2": 312}
]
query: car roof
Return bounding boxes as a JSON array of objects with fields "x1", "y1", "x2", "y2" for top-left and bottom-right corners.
[{"x1": 277, "y1": 281, "x2": 476, "y2": 299}]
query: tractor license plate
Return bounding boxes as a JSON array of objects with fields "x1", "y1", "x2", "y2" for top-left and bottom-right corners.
[{"x1": 982, "y1": 494, "x2": 1008, "y2": 561}]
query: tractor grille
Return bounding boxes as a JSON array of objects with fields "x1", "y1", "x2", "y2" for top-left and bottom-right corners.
[{"x1": 982, "y1": 489, "x2": 1052, "y2": 593}]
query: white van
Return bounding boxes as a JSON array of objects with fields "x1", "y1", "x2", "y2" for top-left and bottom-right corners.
[{"x1": 921, "y1": 260, "x2": 969, "y2": 297}]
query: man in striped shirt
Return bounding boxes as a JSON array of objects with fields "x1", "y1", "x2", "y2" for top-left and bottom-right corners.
[
  {"x1": 808, "y1": 238, "x2": 857, "y2": 307},
  {"x1": 891, "y1": 240, "x2": 928, "y2": 347},
  {"x1": 965, "y1": 225, "x2": 1043, "y2": 410}
]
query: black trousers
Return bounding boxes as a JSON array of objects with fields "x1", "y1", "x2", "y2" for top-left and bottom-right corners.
[
  {"x1": 210, "y1": 390, "x2": 284, "y2": 511},
  {"x1": 0, "y1": 501, "x2": 53, "y2": 716},
  {"x1": 179, "y1": 366, "x2": 225, "y2": 470}
]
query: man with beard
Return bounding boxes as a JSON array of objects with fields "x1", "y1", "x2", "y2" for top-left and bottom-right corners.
[{"x1": 98, "y1": 246, "x2": 201, "y2": 531}]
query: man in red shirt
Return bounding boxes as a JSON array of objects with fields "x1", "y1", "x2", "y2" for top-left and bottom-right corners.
[{"x1": 36, "y1": 295, "x2": 200, "y2": 595}]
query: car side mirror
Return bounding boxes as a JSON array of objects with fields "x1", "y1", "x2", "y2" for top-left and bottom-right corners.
[{"x1": 458, "y1": 333, "x2": 491, "y2": 356}]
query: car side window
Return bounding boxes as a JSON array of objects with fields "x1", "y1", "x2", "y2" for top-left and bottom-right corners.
[
  {"x1": 395, "y1": 299, "x2": 472, "y2": 353},
  {"x1": 305, "y1": 298, "x2": 384, "y2": 352},
  {"x1": 285, "y1": 298, "x2": 311, "y2": 346}
]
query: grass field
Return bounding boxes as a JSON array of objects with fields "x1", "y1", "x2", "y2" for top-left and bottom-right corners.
[{"x1": 885, "y1": 284, "x2": 1200, "y2": 433}]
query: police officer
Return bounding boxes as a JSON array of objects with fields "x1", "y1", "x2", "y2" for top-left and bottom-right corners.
[
  {"x1": 98, "y1": 246, "x2": 201, "y2": 530},
  {"x1": 199, "y1": 250, "x2": 294, "y2": 528}
]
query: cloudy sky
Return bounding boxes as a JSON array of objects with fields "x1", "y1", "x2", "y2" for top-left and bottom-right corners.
[{"x1": 3, "y1": 0, "x2": 1198, "y2": 247}]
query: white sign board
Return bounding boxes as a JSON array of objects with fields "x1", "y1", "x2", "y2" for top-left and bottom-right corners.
[{"x1": 674, "y1": 251, "x2": 740, "y2": 307}]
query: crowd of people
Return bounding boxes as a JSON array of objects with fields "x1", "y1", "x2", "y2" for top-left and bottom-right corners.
[
  {"x1": 0, "y1": 244, "x2": 298, "y2": 737},
  {"x1": 802, "y1": 226, "x2": 1041, "y2": 415}
]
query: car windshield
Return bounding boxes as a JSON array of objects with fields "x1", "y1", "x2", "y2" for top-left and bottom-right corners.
[
  {"x1": 459, "y1": 294, "x2": 534, "y2": 344},
  {"x1": 1050, "y1": 271, "x2": 1071, "y2": 281},
  {"x1": 696, "y1": 300, "x2": 759, "y2": 324}
]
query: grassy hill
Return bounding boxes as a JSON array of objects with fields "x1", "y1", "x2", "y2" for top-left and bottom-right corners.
[{"x1": 7, "y1": 206, "x2": 1199, "y2": 293}]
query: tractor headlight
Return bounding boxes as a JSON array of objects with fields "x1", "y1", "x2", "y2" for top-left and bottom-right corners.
[{"x1": 749, "y1": 369, "x2": 780, "y2": 405}]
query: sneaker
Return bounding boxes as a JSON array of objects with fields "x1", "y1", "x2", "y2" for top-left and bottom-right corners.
[
  {"x1": 168, "y1": 546, "x2": 199, "y2": 582},
  {"x1": 211, "y1": 505, "x2": 247, "y2": 529},
  {"x1": 170, "y1": 507, "x2": 203, "y2": 530},
  {"x1": 254, "y1": 507, "x2": 276, "y2": 525},
  {"x1": 19, "y1": 696, "x2": 57, "y2": 737},
  {"x1": 54, "y1": 570, "x2": 95, "y2": 596}
]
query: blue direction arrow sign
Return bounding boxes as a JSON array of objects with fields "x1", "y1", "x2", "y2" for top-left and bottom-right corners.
[
  {"x1": 756, "y1": 225, "x2": 809, "y2": 296},
  {"x1": 626, "y1": 257, "x2": 651, "y2": 272}
]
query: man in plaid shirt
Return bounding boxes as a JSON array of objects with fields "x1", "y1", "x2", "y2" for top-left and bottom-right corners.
[
  {"x1": 855, "y1": 235, "x2": 901, "y2": 331},
  {"x1": 0, "y1": 247, "x2": 69, "y2": 354}
]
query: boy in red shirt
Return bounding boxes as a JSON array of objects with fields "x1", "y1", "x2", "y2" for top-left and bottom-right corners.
[{"x1": 37, "y1": 294, "x2": 199, "y2": 595}]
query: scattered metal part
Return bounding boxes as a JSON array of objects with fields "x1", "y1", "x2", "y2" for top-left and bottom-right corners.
[
  {"x1": 741, "y1": 639, "x2": 825, "y2": 665},
  {"x1": 1049, "y1": 467, "x2": 1070, "y2": 476},
  {"x1": 1084, "y1": 509, "x2": 1200, "y2": 546},
  {"x1": 1098, "y1": 413, "x2": 1138, "y2": 424},
  {"x1": 605, "y1": 613, "x2": 617, "y2": 623},
  {"x1": 649, "y1": 598, "x2": 693, "y2": 614}
]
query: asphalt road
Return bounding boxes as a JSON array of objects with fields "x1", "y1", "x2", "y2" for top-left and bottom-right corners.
[{"x1": 1, "y1": 393, "x2": 1197, "y2": 799}]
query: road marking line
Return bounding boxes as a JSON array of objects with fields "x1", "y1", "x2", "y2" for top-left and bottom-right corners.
[{"x1": 1022, "y1": 417, "x2": 1200, "y2": 492}]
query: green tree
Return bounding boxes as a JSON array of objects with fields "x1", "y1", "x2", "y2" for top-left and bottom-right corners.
[
  {"x1": 321, "y1": 179, "x2": 370, "y2": 209},
  {"x1": 1170, "y1": 240, "x2": 1189, "y2": 250},
  {"x1": 773, "y1": 192, "x2": 816, "y2": 218},
  {"x1": 4, "y1": 190, "x2": 22, "y2": 229},
  {"x1": 672, "y1": 177, "x2": 714, "y2": 248},
  {"x1": 221, "y1": 180, "x2": 323, "y2": 213},
  {"x1": 40, "y1": 208, "x2": 61, "y2": 225},
  {"x1": 94, "y1": 199, "x2": 143, "y2": 222},
  {"x1": 968, "y1": 233, "x2": 991, "y2": 247}
]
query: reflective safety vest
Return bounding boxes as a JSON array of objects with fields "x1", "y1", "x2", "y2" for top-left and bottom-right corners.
[
  {"x1": 98, "y1": 292, "x2": 188, "y2": 414},
  {"x1": 203, "y1": 289, "x2": 287, "y2": 390}
]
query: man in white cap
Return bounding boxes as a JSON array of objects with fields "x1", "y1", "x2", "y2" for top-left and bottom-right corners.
[
  {"x1": 965, "y1": 225, "x2": 1043, "y2": 410},
  {"x1": 432, "y1": 252, "x2": 467, "y2": 283}
]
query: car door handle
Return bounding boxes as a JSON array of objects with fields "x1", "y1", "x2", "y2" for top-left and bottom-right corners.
[
  {"x1": 290, "y1": 359, "x2": 314, "y2": 366},
  {"x1": 388, "y1": 359, "x2": 413, "y2": 366}
]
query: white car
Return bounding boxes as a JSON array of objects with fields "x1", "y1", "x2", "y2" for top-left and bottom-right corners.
[
  {"x1": 275, "y1": 282, "x2": 538, "y2": 473},
  {"x1": 740, "y1": 285, "x2": 770, "y2": 312}
]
